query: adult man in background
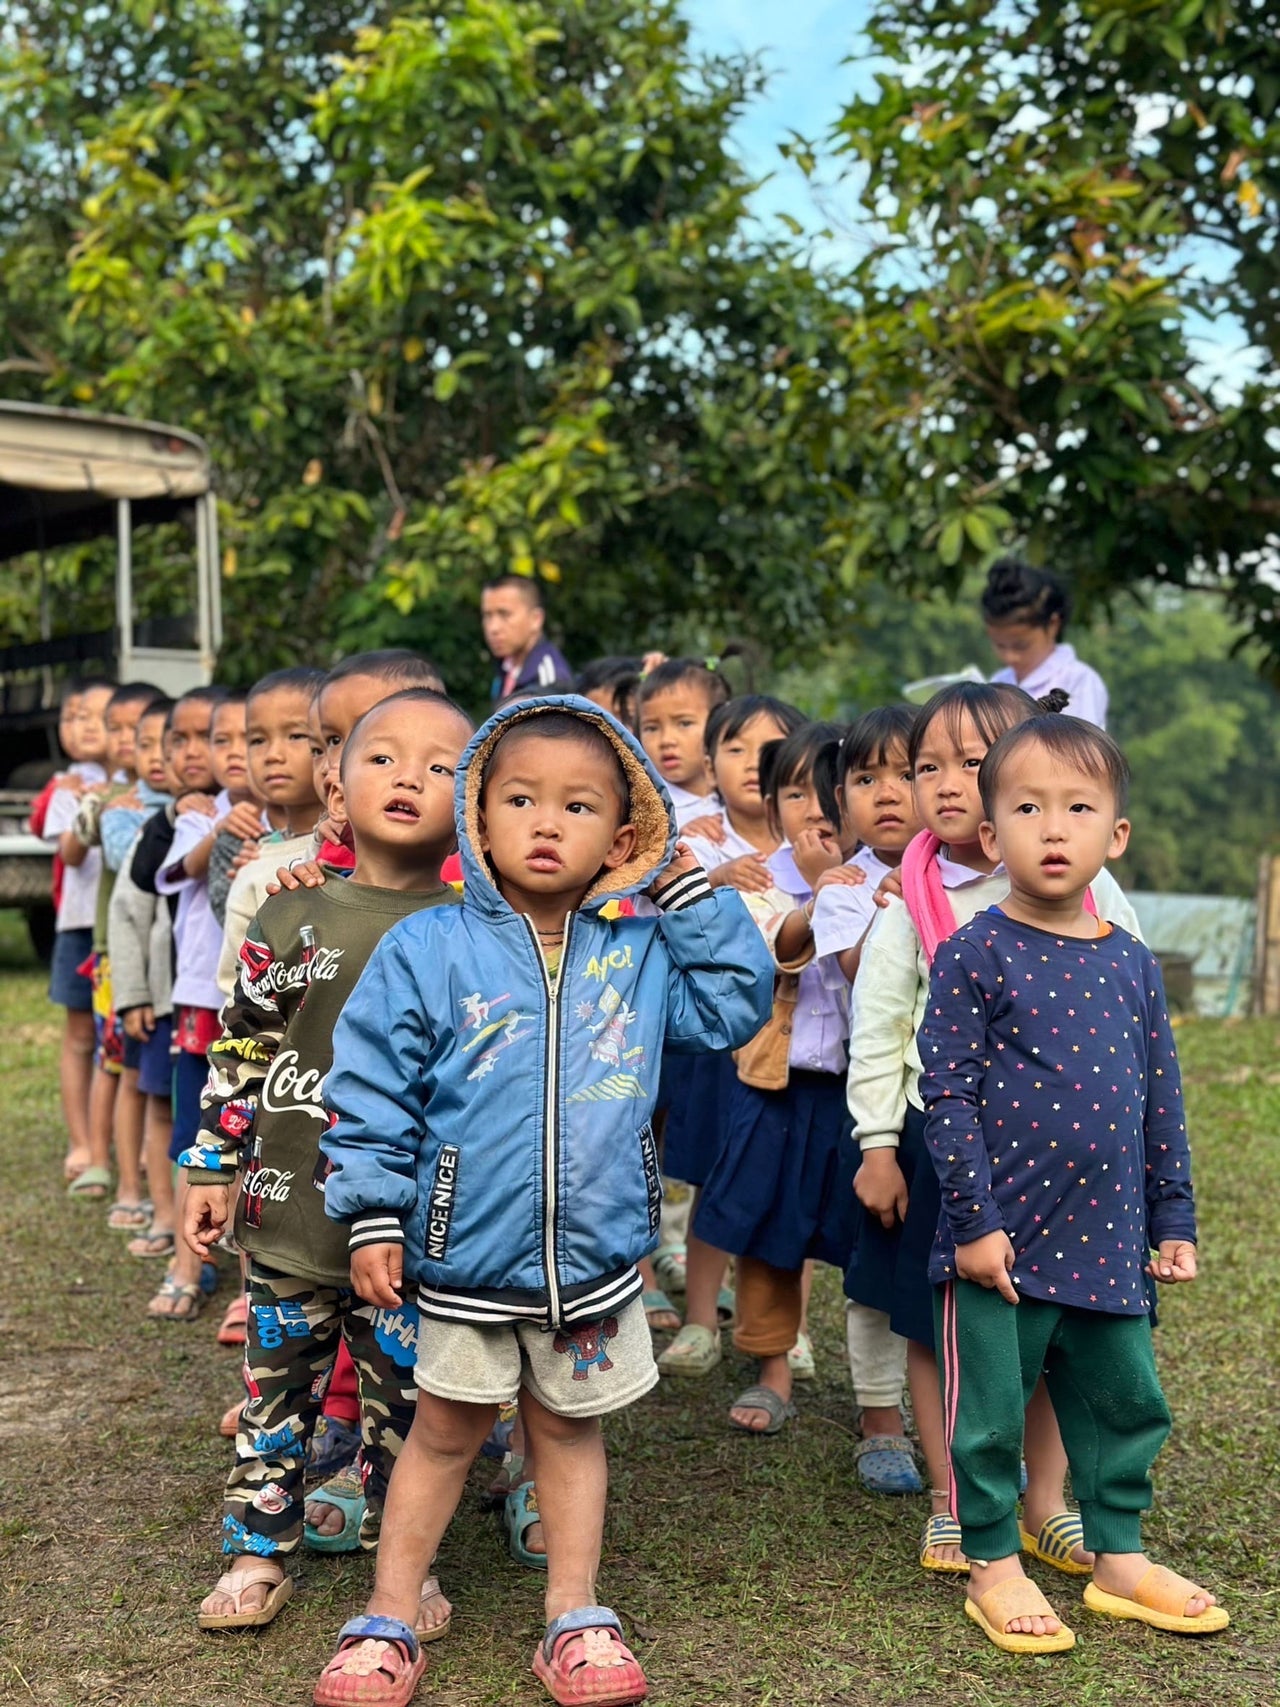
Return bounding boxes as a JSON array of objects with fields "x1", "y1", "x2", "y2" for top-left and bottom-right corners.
[{"x1": 481, "y1": 574, "x2": 572, "y2": 703}]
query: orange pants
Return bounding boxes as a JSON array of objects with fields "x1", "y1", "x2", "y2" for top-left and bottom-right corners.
[{"x1": 733, "y1": 1256, "x2": 802, "y2": 1358}]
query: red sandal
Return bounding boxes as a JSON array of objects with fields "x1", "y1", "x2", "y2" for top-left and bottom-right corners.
[
  {"x1": 532, "y1": 1607, "x2": 647, "y2": 1705},
  {"x1": 313, "y1": 1617, "x2": 425, "y2": 1706},
  {"x1": 217, "y1": 1294, "x2": 249, "y2": 1346}
]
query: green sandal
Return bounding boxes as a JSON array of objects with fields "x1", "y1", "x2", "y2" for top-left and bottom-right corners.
[
  {"x1": 304, "y1": 1463, "x2": 367, "y2": 1553},
  {"x1": 651, "y1": 1244, "x2": 687, "y2": 1297},
  {"x1": 503, "y1": 1481, "x2": 547, "y2": 1570},
  {"x1": 642, "y1": 1289, "x2": 681, "y2": 1331},
  {"x1": 67, "y1": 1165, "x2": 111, "y2": 1200},
  {"x1": 655, "y1": 1322, "x2": 721, "y2": 1377}
]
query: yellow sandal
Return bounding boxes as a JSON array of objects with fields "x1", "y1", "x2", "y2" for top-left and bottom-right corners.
[
  {"x1": 965, "y1": 1576, "x2": 1075, "y2": 1655},
  {"x1": 1019, "y1": 1511, "x2": 1092, "y2": 1576},
  {"x1": 1083, "y1": 1565, "x2": 1229, "y2": 1634}
]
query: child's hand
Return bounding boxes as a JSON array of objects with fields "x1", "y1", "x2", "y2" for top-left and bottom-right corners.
[
  {"x1": 1147, "y1": 1239, "x2": 1197, "y2": 1283},
  {"x1": 265, "y1": 858, "x2": 327, "y2": 898},
  {"x1": 854, "y1": 1150, "x2": 909, "y2": 1229},
  {"x1": 710, "y1": 853, "x2": 773, "y2": 894},
  {"x1": 122, "y1": 1004, "x2": 155, "y2": 1042},
  {"x1": 792, "y1": 826, "x2": 844, "y2": 890},
  {"x1": 813, "y1": 863, "x2": 866, "y2": 896},
  {"x1": 228, "y1": 840, "x2": 261, "y2": 878},
  {"x1": 955, "y1": 1230, "x2": 1019, "y2": 1304},
  {"x1": 351, "y1": 1243, "x2": 403, "y2": 1307},
  {"x1": 648, "y1": 841, "x2": 701, "y2": 899},
  {"x1": 641, "y1": 650, "x2": 668, "y2": 673},
  {"x1": 683, "y1": 811, "x2": 725, "y2": 844},
  {"x1": 184, "y1": 1183, "x2": 231, "y2": 1259},
  {"x1": 872, "y1": 867, "x2": 903, "y2": 909},
  {"x1": 220, "y1": 799, "x2": 266, "y2": 842},
  {"x1": 177, "y1": 790, "x2": 217, "y2": 817},
  {"x1": 109, "y1": 785, "x2": 142, "y2": 812}
]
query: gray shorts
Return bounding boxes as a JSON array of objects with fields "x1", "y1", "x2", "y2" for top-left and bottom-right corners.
[{"x1": 414, "y1": 1297, "x2": 657, "y2": 1418}]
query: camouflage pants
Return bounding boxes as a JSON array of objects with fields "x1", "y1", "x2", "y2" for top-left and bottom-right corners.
[{"x1": 222, "y1": 1262, "x2": 418, "y2": 1559}]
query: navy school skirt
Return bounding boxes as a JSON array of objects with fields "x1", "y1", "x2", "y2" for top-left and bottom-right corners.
[
  {"x1": 843, "y1": 1103, "x2": 940, "y2": 1351},
  {"x1": 661, "y1": 1049, "x2": 737, "y2": 1189},
  {"x1": 694, "y1": 1069, "x2": 857, "y2": 1273}
]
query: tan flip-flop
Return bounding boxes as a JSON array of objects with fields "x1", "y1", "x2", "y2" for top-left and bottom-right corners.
[
  {"x1": 198, "y1": 1563, "x2": 293, "y2": 1630},
  {"x1": 1083, "y1": 1565, "x2": 1229, "y2": 1634},
  {"x1": 965, "y1": 1576, "x2": 1075, "y2": 1654},
  {"x1": 416, "y1": 1576, "x2": 452, "y2": 1645}
]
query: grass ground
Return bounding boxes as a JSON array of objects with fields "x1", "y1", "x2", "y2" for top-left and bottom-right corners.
[{"x1": 1, "y1": 910, "x2": 1277, "y2": 1707}]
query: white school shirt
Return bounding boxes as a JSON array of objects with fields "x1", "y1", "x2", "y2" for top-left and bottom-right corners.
[
  {"x1": 846, "y1": 855, "x2": 1139, "y2": 1151},
  {"x1": 154, "y1": 789, "x2": 229, "y2": 1012},
  {"x1": 992, "y1": 642, "x2": 1108, "y2": 728},
  {"x1": 43, "y1": 762, "x2": 107, "y2": 932},
  {"x1": 666, "y1": 782, "x2": 722, "y2": 833},
  {"x1": 811, "y1": 847, "x2": 895, "y2": 995},
  {"x1": 684, "y1": 819, "x2": 775, "y2": 876},
  {"x1": 740, "y1": 844, "x2": 849, "y2": 1074}
]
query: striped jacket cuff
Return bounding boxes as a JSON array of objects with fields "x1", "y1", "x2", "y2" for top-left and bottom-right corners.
[
  {"x1": 348, "y1": 1214, "x2": 405, "y2": 1252},
  {"x1": 650, "y1": 867, "x2": 711, "y2": 912}
]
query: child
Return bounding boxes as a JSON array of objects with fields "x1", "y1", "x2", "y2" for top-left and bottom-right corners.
[
  {"x1": 983, "y1": 556, "x2": 1108, "y2": 729},
  {"x1": 657, "y1": 694, "x2": 805, "y2": 1378},
  {"x1": 694, "y1": 721, "x2": 860, "y2": 1433},
  {"x1": 634, "y1": 656, "x2": 729, "y2": 830},
  {"x1": 809, "y1": 705, "x2": 922, "y2": 1492},
  {"x1": 311, "y1": 694, "x2": 772, "y2": 1707},
  {"x1": 66, "y1": 682, "x2": 165, "y2": 1215},
  {"x1": 919, "y1": 714, "x2": 1225, "y2": 1651},
  {"x1": 846, "y1": 682, "x2": 1141, "y2": 1575},
  {"x1": 576, "y1": 656, "x2": 642, "y2": 725},
  {"x1": 184, "y1": 688, "x2": 475, "y2": 1636},
  {"x1": 43, "y1": 677, "x2": 114, "y2": 1192},
  {"x1": 216, "y1": 668, "x2": 327, "y2": 994}
]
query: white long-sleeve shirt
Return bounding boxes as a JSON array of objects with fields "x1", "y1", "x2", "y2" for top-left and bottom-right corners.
[{"x1": 992, "y1": 642, "x2": 1108, "y2": 728}]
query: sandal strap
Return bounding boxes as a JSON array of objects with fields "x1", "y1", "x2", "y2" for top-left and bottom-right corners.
[
  {"x1": 541, "y1": 1605, "x2": 623, "y2": 1662},
  {"x1": 923, "y1": 1513, "x2": 962, "y2": 1543},
  {"x1": 1132, "y1": 1564, "x2": 1204, "y2": 1614},
  {"x1": 213, "y1": 1564, "x2": 285, "y2": 1609},
  {"x1": 732, "y1": 1383, "x2": 791, "y2": 1423},
  {"x1": 1036, "y1": 1511, "x2": 1084, "y2": 1561},
  {"x1": 974, "y1": 1575, "x2": 1057, "y2": 1627},
  {"x1": 853, "y1": 1434, "x2": 916, "y2": 1461},
  {"x1": 335, "y1": 1614, "x2": 419, "y2": 1661}
]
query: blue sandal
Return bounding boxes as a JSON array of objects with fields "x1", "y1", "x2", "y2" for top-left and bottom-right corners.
[
  {"x1": 503, "y1": 1480, "x2": 547, "y2": 1570},
  {"x1": 304, "y1": 1463, "x2": 366, "y2": 1553},
  {"x1": 854, "y1": 1433, "x2": 924, "y2": 1495}
]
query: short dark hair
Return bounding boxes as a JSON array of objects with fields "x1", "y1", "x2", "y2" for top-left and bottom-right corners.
[
  {"x1": 704, "y1": 694, "x2": 806, "y2": 763},
  {"x1": 759, "y1": 721, "x2": 846, "y2": 834},
  {"x1": 339, "y1": 688, "x2": 473, "y2": 781},
  {"x1": 106, "y1": 681, "x2": 164, "y2": 715},
  {"x1": 325, "y1": 650, "x2": 445, "y2": 693},
  {"x1": 165, "y1": 684, "x2": 227, "y2": 733},
  {"x1": 483, "y1": 573, "x2": 543, "y2": 609},
  {"x1": 576, "y1": 656, "x2": 642, "y2": 721},
  {"x1": 980, "y1": 715, "x2": 1130, "y2": 818},
  {"x1": 981, "y1": 556, "x2": 1072, "y2": 636},
  {"x1": 907, "y1": 680, "x2": 1045, "y2": 772},
  {"x1": 211, "y1": 689, "x2": 248, "y2": 718},
  {"x1": 138, "y1": 695, "x2": 176, "y2": 724},
  {"x1": 481, "y1": 711, "x2": 628, "y2": 815},
  {"x1": 247, "y1": 666, "x2": 326, "y2": 706},
  {"x1": 813, "y1": 704, "x2": 916, "y2": 827},
  {"x1": 63, "y1": 675, "x2": 114, "y2": 702},
  {"x1": 635, "y1": 647, "x2": 752, "y2": 719}
]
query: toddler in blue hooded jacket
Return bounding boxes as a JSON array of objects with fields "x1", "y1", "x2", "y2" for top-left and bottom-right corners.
[{"x1": 313, "y1": 696, "x2": 772, "y2": 1707}]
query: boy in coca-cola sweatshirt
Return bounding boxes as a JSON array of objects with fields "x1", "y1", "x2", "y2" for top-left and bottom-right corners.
[{"x1": 180, "y1": 688, "x2": 473, "y2": 1637}]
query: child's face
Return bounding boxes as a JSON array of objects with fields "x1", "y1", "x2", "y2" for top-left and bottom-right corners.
[
  {"x1": 211, "y1": 702, "x2": 250, "y2": 795},
  {"x1": 912, "y1": 710, "x2": 990, "y2": 848},
  {"x1": 168, "y1": 697, "x2": 217, "y2": 792},
  {"x1": 981, "y1": 743, "x2": 1129, "y2": 898},
  {"x1": 105, "y1": 698, "x2": 147, "y2": 777},
  {"x1": 479, "y1": 731, "x2": 636, "y2": 904},
  {"x1": 246, "y1": 687, "x2": 320, "y2": 811},
  {"x1": 316, "y1": 674, "x2": 395, "y2": 800},
  {"x1": 334, "y1": 700, "x2": 469, "y2": 867},
  {"x1": 712, "y1": 714, "x2": 788, "y2": 822},
  {"x1": 135, "y1": 712, "x2": 171, "y2": 792},
  {"x1": 986, "y1": 617, "x2": 1059, "y2": 682},
  {"x1": 638, "y1": 683, "x2": 713, "y2": 795},
  {"x1": 58, "y1": 694, "x2": 84, "y2": 761},
  {"x1": 77, "y1": 686, "x2": 112, "y2": 765},
  {"x1": 838, "y1": 741, "x2": 918, "y2": 859},
  {"x1": 774, "y1": 771, "x2": 834, "y2": 849}
]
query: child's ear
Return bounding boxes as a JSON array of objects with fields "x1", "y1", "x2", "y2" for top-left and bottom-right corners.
[
  {"x1": 979, "y1": 818, "x2": 1000, "y2": 864},
  {"x1": 1107, "y1": 817, "x2": 1131, "y2": 861},
  {"x1": 601, "y1": 821, "x2": 638, "y2": 871},
  {"x1": 329, "y1": 781, "x2": 348, "y2": 827},
  {"x1": 476, "y1": 805, "x2": 491, "y2": 854}
]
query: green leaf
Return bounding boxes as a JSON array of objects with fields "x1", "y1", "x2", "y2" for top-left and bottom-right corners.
[{"x1": 938, "y1": 515, "x2": 965, "y2": 567}]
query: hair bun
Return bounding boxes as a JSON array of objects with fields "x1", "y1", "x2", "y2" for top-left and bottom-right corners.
[
  {"x1": 1037, "y1": 688, "x2": 1071, "y2": 714},
  {"x1": 986, "y1": 559, "x2": 1025, "y2": 596}
]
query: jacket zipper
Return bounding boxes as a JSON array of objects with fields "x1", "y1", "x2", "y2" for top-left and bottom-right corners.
[{"x1": 524, "y1": 912, "x2": 572, "y2": 1325}]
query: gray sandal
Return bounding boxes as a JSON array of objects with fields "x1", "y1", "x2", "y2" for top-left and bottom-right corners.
[{"x1": 729, "y1": 1383, "x2": 797, "y2": 1435}]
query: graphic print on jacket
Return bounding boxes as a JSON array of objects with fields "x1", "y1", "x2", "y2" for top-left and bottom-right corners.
[{"x1": 322, "y1": 694, "x2": 776, "y2": 1328}]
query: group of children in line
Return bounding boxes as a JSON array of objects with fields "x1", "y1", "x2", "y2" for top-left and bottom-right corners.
[{"x1": 34, "y1": 557, "x2": 1226, "y2": 1707}]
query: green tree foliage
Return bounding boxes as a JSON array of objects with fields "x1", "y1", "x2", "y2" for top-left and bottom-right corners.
[
  {"x1": 821, "y1": 0, "x2": 1280, "y2": 675},
  {"x1": 0, "y1": 0, "x2": 845, "y2": 697}
]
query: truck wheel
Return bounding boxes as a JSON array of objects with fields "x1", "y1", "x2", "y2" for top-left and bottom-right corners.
[{"x1": 26, "y1": 904, "x2": 55, "y2": 965}]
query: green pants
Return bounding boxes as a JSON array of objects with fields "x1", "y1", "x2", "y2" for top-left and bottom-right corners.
[{"x1": 935, "y1": 1281, "x2": 1171, "y2": 1561}]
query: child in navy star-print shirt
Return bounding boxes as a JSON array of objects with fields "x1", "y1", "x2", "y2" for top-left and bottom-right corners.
[{"x1": 919, "y1": 714, "x2": 1225, "y2": 1656}]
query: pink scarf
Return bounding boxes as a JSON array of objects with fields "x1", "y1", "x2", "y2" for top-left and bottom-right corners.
[{"x1": 900, "y1": 830, "x2": 1094, "y2": 965}]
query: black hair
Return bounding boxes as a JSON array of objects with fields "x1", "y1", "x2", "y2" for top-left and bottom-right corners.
[
  {"x1": 106, "y1": 681, "x2": 165, "y2": 714},
  {"x1": 325, "y1": 650, "x2": 445, "y2": 693},
  {"x1": 62, "y1": 675, "x2": 114, "y2": 703},
  {"x1": 137, "y1": 695, "x2": 176, "y2": 724},
  {"x1": 906, "y1": 680, "x2": 1054, "y2": 772},
  {"x1": 981, "y1": 556, "x2": 1072, "y2": 636},
  {"x1": 497, "y1": 679, "x2": 577, "y2": 707},
  {"x1": 339, "y1": 687, "x2": 474, "y2": 781},
  {"x1": 481, "y1": 711, "x2": 629, "y2": 815},
  {"x1": 576, "y1": 656, "x2": 641, "y2": 722},
  {"x1": 759, "y1": 721, "x2": 846, "y2": 833},
  {"x1": 165, "y1": 683, "x2": 228, "y2": 734},
  {"x1": 813, "y1": 704, "x2": 917, "y2": 827},
  {"x1": 980, "y1": 715, "x2": 1130, "y2": 818},
  {"x1": 635, "y1": 650, "x2": 746, "y2": 717},
  {"x1": 211, "y1": 688, "x2": 248, "y2": 717},
  {"x1": 483, "y1": 572, "x2": 544, "y2": 608},
  {"x1": 704, "y1": 694, "x2": 806, "y2": 763},
  {"x1": 247, "y1": 665, "x2": 326, "y2": 705}
]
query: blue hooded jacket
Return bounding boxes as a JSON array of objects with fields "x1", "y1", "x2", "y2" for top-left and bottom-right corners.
[{"x1": 321, "y1": 694, "x2": 774, "y2": 1328}]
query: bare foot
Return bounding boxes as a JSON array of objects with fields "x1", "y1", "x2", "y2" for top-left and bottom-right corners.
[
  {"x1": 303, "y1": 1496, "x2": 347, "y2": 1537},
  {"x1": 969, "y1": 1556, "x2": 1062, "y2": 1636},
  {"x1": 1092, "y1": 1552, "x2": 1218, "y2": 1618},
  {"x1": 200, "y1": 1556, "x2": 284, "y2": 1620},
  {"x1": 1021, "y1": 1499, "x2": 1095, "y2": 1571},
  {"x1": 729, "y1": 1356, "x2": 792, "y2": 1433},
  {"x1": 417, "y1": 1575, "x2": 453, "y2": 1636},
  {"x1": 63, "y1": 1148, "x2": 90, "y2": 1180}
]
